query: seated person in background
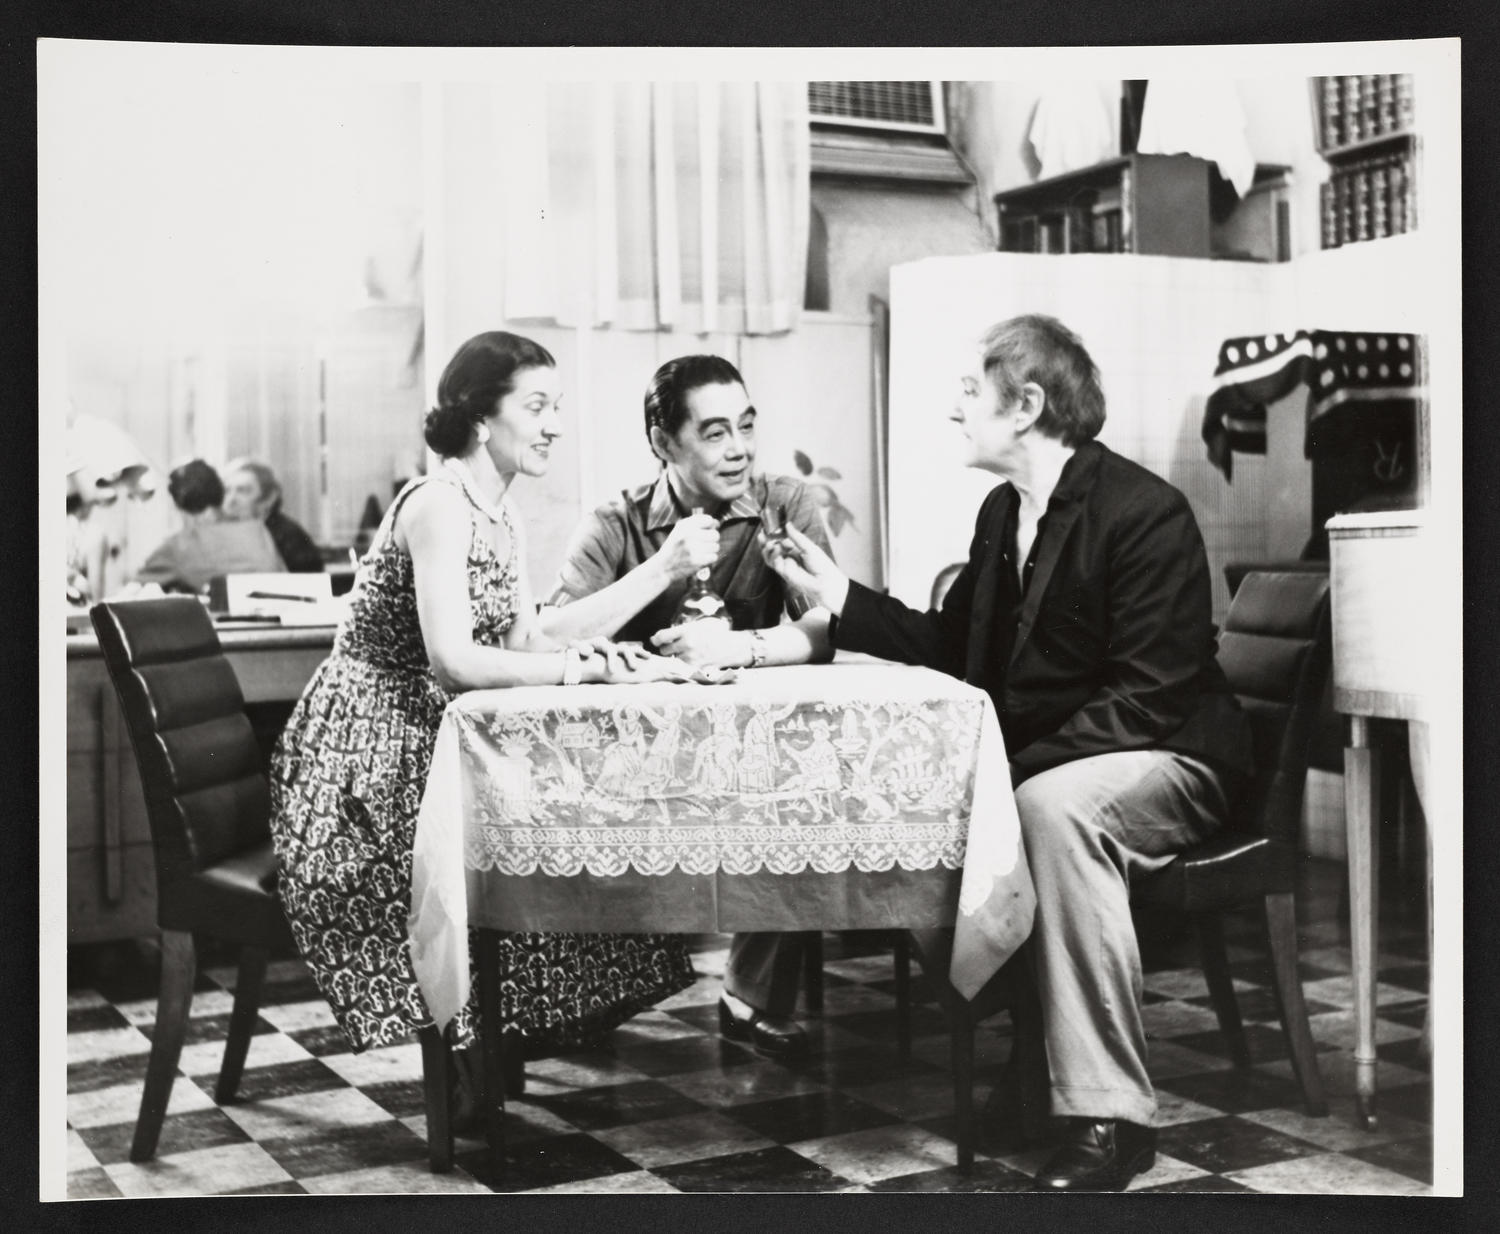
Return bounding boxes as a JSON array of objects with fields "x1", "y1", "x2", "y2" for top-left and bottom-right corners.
[
  {"x1": 764, "y1": 315, "x2": 1253, "y2": 1191},
  {"x1": 542, "y1": 354, "x2": 834, "y2": 1060},
  {"x1": 223, "y1": 457, "x2": 324, "y2": 573},
  {"x1": 136, "y1": 458, "x2": 285, "y2": 592}
]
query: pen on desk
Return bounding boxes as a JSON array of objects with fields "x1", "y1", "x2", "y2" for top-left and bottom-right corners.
[{"x1": 246, "y1": 590, "x2": 318, "y2": 603}]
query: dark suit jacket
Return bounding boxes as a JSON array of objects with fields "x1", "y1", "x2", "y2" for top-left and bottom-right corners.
[
  {"x1": 265, "y1": 509, "x2": 324, "y2": 574},
  {"x1": 839, "y1": 440, "x2": 1253, "y2": 785}
]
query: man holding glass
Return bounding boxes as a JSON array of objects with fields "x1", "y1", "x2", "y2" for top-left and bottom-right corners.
[{"x1": 542, "y1": 353, "x2": 834, "y2": 1059}]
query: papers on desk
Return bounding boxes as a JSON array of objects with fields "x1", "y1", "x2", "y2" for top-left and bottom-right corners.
[{"x1": 217, "y1": 573, "x2": 345, "y2": 626}]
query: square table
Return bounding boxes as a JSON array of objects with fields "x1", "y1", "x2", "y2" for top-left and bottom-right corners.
[{"x1": 409, "y1": 657, "x2": 1035, "y2": 1171}]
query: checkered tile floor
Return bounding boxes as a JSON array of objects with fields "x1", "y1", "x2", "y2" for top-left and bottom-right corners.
[{"x1": 60, "y1": 857, "x2": 1434, "y2": 1196}]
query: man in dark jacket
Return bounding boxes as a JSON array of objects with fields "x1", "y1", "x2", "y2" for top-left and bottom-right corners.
[{"x1": 768, "y1": 314, "x2": 1253, "y2": 1191}]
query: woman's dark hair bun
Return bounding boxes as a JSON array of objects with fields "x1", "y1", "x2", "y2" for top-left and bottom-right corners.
[
  {"x1": 423, "y1": 403, "x2": 473, "y2": 457},
  {"x1": 424, "y1": 331, "x2": 556, "y2": 459}
]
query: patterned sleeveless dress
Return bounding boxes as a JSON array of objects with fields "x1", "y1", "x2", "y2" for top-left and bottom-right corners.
[{"x1": 269, "y1": 472, "x2": 695, "y2": 1053}]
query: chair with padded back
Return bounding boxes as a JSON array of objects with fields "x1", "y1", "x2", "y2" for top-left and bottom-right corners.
[
  {"x1": 90, "y1": 597, "x2": 457, "y2": 1169},
  {"x1": 1130, "y1": 569, "x2": 1331, "y2": 1118}
]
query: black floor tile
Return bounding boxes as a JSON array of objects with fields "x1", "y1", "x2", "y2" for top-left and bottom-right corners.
[
  {"x1": 781, "y1": 1042, "x2": 943, "y2": 1090},
  {"x1": 1381, "y1": 964, "x2": 1429, "y2": 994},
  {"x1": 1157, "y1": 1114, "x2": 1323, "y2": 1175},
  {"x1": 1166, "y1": 1023, "x2": 1337, "y2": 1066},
  {"x1": 1183, "y1": 987, "x2": 1342, "y2": 1023},
  {"x1": 531, "y1": 1078, "x2": 708, "y2": 1131},
  {"x1": 866, "y1": 1160, "x2": 1034, "y2": 1192},
  {"x1": 67, "y1": 1004, "x2": 135, "y2": 1034},
  {"x1": 1135, "y1": 1173, "x2": 1255, "y2": 1193},
  {"x1": 459, "y1": 1132, "x2": 641, "y2": 1192},
  {"x1": 1154, "y1": 1067, "x2": 1311, "y2": 1115},
  {"x1": 257, "y1": 973, "x2": 330, "y2": 1005},
  {"x1": 663, "y1": 1003, "x2": 730, "y2": 1036},
  {"x1": 1346, "y1": 1136, "x2": 1433, "y2": 1184},
  {"x1": 199, "y1": 1057, "x2": 350, "y2": 1102},
  {"x1": 652, "y1": 1145, "x2": 852, "y2": 1192},
  {"x1": 286, "y1": 1024, "x2": 361, "y2": 1058},
  {"x1": 75, "y1": 1106, "x2": 252, "y2": 1167},
  {"x1": 1380, "y1": 1000, "x2": 1430, "y2": 1029},
  {"x1": 1377, "y1": 1036, "x2": 1431, "y2": 1072},
  {"x1": 222, "y1": 1179, "x2": 309, "y2": 1195},
  {"x1": 180, "y1": 1011, "x2": 277, "y2": 1047},
  {"x1": 1373, "y1": 1081, "x2": 1432, "y2": 1125},
  {"x1": 723, "y1": 1089, "x2": 899, "y2": 1143},
  {"x1": 822, "y1": 1004, "x2": 952, "y2": 1041},
  {"x1": 258, "y1": 1120, "x2": 426, "y2": 1177},
  {"x1": 610, "y1": 1033, "x2": 759, "y2": 1078},
  {"x1": 361, "y1": 1078, "x2": 429, "y2": 1120},
  {"x1": 67, "y1": 1052, "x2": 151, "y2": 1096}
]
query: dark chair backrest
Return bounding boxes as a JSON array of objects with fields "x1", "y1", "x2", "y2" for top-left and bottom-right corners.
[
  {"x1": 1215, "y1": 571, "x2": 1332, "y2": 843},
  {"x1": 90, "y1": 599, "x2": 271, "y2": 916}
]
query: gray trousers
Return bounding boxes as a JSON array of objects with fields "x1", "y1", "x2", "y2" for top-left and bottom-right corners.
[
  {"x1": 724, "y1": 932, "x2": 805, "y2": 1016},
  {"x1": 1016, "y1": 749, "x2": 1230, "y2": 1127}
]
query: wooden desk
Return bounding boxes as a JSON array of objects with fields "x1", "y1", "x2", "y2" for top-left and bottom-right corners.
[
  {"x1": 1328, "y1": 511, "x2": 1431, "y2": 1128},
  {"x1": 65, "y1": 622, "x2": 334, "y2": 943}
]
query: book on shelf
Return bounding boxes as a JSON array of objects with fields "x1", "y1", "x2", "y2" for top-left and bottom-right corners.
[
  {"x1": 1342, "y1": 76, "x2": 1363, "y2": 144},
  {"x1": 1370, "y1": 163, "x2": 1389, "y2": 240},
  {"x1": 1351, "y1": 168, "x2": 1370, "y2": 244},
  {"x1": 1317, "y1": 73, "x2": 1415, "y2": 152},
  {"x1": 1377, "y1": 74, "x2": 1396, "y2": 137}
]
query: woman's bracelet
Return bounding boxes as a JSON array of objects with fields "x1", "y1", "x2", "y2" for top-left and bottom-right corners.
[{"x1": 747, "y1": 629, "x2": 769, "y2": 668}]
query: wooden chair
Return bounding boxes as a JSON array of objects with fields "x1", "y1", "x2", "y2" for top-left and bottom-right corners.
[
  {"x1": 89, "y1": 597, "x2": 457, "y2": 1169},
  {"x1": 1130, "y1": 568, "x2": 1332, "y2": 1117}
]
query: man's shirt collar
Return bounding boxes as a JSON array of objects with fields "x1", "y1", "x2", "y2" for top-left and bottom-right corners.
[{"x1": 646, "y1": 472, "x2": 767, "y2": 531}]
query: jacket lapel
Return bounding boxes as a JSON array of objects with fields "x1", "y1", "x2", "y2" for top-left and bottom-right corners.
[
  {"x1": 1008, "y1": 443, "x2": 1099, "y2": 668},
  {"x1": 964, "y1": 491, "x2": 1008, "y2": 686}
]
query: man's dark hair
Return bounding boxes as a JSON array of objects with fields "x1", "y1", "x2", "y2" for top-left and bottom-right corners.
[
  {"x1": 979, "y1": 315, "x2": 1106, "y2": 446},
  {"x1": 643, "y1": 354, "x2": 746, "y2": 462},
  {"x1": 167, "y1": 458, "x2": 224, "y2": 514}
]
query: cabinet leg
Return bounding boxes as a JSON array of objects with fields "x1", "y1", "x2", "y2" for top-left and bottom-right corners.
[{"x1": 1344, "y1": 717, "x2": 1380, "y2": 1130}]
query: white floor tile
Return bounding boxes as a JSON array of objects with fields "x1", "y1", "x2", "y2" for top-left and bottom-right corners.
[
  {"x1": 1225, "y1": 1151, "x2": 1429, "y2": 1195},
  {"x1": 791, "y1": 1123, "x2": 958, "y2": 1185},
  {"x1": 67, "y1": 1075, "x2": 215, "y2": 1129},
  {"x1": 105, "y1": 1142, "x2": 292, "y2": 1198}
]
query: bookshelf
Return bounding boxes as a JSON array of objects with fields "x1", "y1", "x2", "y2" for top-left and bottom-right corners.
[
  {"x1": 993, "y1": 154, "x2": 1291, "y2": 261},
  {"x1": 1315, "y1": 75, "x2": 1418, "y2": 249}
]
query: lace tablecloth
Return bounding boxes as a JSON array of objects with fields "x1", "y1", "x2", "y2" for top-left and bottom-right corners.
[{"x1": 409, "y1": 660, "x2": 1034, "y2": 1029}]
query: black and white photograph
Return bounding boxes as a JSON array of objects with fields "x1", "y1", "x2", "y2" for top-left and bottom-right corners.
[{"x1": 40, "y1": 38, "x2": 1463, "y2": 1201}]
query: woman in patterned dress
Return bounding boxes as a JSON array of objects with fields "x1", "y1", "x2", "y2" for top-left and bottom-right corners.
[{"x1": 269, "y1": 331, "x2": 697, "y2": 1086}]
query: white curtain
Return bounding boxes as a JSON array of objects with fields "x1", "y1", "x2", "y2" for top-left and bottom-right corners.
[{"x1": 491, "y1": 81, "x2": 810, "y2": 336}]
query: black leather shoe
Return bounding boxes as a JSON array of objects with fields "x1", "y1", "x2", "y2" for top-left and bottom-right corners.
[
  {"x1": 717, "y1": 994, "x2": 808, "y2": 1060},
  {"x1": 1031, "y1": 1119, "x2": 1157, "y2": 1192}
]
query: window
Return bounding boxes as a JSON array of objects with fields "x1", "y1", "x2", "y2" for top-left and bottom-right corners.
[{"x1": 808, "y1": 82, "x2": 946, "y2": 136}]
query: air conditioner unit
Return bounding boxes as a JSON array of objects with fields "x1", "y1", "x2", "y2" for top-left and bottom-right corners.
[{"x1": 808, "y1": 82, "x2": 946, "y2": 136}]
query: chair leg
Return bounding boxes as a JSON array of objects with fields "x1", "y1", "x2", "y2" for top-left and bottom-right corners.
[
  {"x1": 1194, "y1": 913, "x2": 1250, "y2": 1070},
  {"x1": 475, "y1": 929, "x2": 507, "y2": 1177},
  {"x1": 215, "y1": 944, "x2": 269, "y2": 1104},
  {"x1": 951, "y1": 1010, "x2": 976, "y2": 1172},
  {"x1": 418, "y1": 1025, "x2": 454, "y2": 1173},
  {"x1": 1262, "y1": 892, "x2": 1328, "y2": 1117},
  {"x1": 801, "y1": 931, "x2": 824, "y2": 1015},
  {"x1": 893, "y1": 932, "x2": 912, "y2": 1062},
  {"x1": 130, "y1": 929, "x2": 197, "y2": 1163}
]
